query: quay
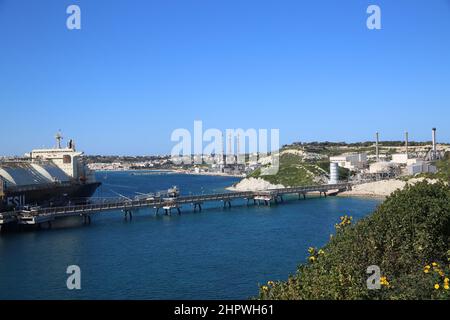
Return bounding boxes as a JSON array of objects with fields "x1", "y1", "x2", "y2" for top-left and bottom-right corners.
[{"x1": 0, "y1": 183, "x2": 351, "y2": 230}]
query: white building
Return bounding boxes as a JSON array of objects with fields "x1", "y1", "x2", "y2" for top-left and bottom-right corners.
[
  {"x1": 407, "y1": 162, "x2": 437, "y2": 175},
  {"x1": 330, "y1": 153, "x2": 367, "y2": 171},
  {"x1": 369, "y1": 161, "x2": 398, "y2": 174},
  {"x1": 391, "y1": 154, "x2": 409, "y2": 164},
  {"x1": 367, "y1": 154, "x2": 388, "y2": 161}
]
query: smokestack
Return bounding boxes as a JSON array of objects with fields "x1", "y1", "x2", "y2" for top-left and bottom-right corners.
[
  {"x1": 405, "y1": 131, "x2": 409, "y2": 159},
  {"x1": 432, "y1": 128, "x2": 437, "y2": 160},
  {"x1": 236, "y1": 133, "x2": 241, "y2": 163},
  {"x1": 376, "y1": 132, "x2": 380, "y2": 161},
  {"x1": 221, "y1": 132, "x2": 225, "y2": 165},
  {"x1": 228, "y1": 133, "x2": 233, "y2": 164}
]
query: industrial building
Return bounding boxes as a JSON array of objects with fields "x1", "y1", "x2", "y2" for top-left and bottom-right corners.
[
  {"x1": 330, "y1": 153, "x2": 368, "y2": 171},
  {"x1": 407, "y1": 161, "x2": 437, "y2": 175}
]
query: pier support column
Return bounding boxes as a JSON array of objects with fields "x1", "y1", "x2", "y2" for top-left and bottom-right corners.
[
  {"x1": 223, "y1": 200, "x2": 232, "y2": 209},
  {"x1": 193, "y1": 203, "x2": 202, "y2": 212},
  {"x1": 177, "y1": 207, "x2": 181, "y2": 215},
  {"x1": 123, "y1": 210, "x2": 133, "y2": 221},
  {"x1": 82, "y1": 215, "x2": 92, "y2": 225}
]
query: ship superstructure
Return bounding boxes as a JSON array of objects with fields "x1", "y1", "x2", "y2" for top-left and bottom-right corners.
[{"x1": 0, "y1": 134, "x2": 101, "y2": 212}]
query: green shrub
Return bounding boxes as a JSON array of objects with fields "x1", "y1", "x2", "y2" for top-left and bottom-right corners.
[{"x1": 257, "y1": 181, "x2": 450, "y2": 300}]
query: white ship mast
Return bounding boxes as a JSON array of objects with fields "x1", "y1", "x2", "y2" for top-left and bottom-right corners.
[{"x1": 55, "y1": 131, "x2": 63, "y2": 149}]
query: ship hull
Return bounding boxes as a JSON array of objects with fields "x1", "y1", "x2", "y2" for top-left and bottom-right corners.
[{"x1": 0, "y1": 182, "x2": 101, "y2": 212}]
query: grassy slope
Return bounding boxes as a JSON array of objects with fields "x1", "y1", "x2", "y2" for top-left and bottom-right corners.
[{"x1": 250, "y1": 153, "x2": 349, "y2": 187}]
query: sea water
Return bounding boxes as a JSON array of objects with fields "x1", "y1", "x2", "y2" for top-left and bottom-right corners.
[{"x1": 0, "y1": 172, "x2": 380, "y2": 300}]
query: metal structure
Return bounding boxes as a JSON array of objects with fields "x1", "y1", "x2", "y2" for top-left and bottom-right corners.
[
  {"x1": 432, "y1": 127, "x2": 437, "y2": 160},
  {"x1": 405, "y1": 131, "x2": 409, "y2": 159},
  {"x1": 376, "y1": 132, "x2": 380, "y2": 161},
  {"x1": 0, "y1": 183, "x2": 351, "y2": 230}
]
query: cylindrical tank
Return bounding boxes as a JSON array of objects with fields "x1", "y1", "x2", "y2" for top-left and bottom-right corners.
[{"x1": 329, "y1": 162, "x2": 339, "y2": 185}]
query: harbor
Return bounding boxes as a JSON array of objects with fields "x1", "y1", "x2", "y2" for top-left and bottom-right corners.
[{"x1": 0, "y1": 172, "x2": 379, "y2": 300}]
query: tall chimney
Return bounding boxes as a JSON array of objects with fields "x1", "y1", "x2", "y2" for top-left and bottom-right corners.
[
  {"x1": 432, "y1": 128, "x2": 437, "y2": 160},
  {"x1": 376, "y1": 132, "x2": 380, "y2": 161},
  {"x1": 228, "y1": 133, "x2": 233, "y2": 164},
  {"x1": 405, "y1": 131, "x2": 409, "y2": 159},
  {"x1": 221, "y1": 132, "x2": 226, "y2": 165}
]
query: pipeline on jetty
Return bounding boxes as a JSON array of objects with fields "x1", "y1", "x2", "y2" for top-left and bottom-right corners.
[{"x1": 0, "y1": 183, "x2": 351, "y2": 230}]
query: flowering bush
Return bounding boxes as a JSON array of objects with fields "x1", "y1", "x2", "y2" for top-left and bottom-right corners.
[{"x1": 257, "y1": 181, "x2": 450, "y2": 300}]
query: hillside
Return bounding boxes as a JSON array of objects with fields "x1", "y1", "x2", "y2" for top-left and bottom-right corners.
[
  {"x1": 248, "y1": 151, "x2": 349, "y2": 187},
  {"x1": 257, "y1": 181, "x2": 450, "y2": 300}
]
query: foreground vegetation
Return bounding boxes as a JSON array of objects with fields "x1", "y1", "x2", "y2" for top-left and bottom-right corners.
[{"x1": 257, "y1": 181, "x2": 450, "y2": 300}]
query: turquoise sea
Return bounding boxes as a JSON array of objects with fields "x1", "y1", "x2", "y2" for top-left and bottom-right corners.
[{"x1": 0, "y1": 172, "x2": 381, "y2": 300}]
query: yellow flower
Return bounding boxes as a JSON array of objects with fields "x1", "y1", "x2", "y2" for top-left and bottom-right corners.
[
  {"x1": 318, "y1": 249, "x2": 325, "y2": 255},
  {"x1": 309, "y1": 256, "x2": 316, "y2": 262},
  {"x1": 424, "y1": 269, "x2": 430, "y2": 274},
  {"x1": 432, "y1": 262, "x2": 438, "y2": 267},
  {"x1": 434, "y1": 284, "x2": 440, "y2": 290},
  {"x1": 267, "y1": 281, "x2": 274, "y2": 286},
  {"x1": 262, "y1": 286, "x2": 269, "y2": 291},
  {"x1": 444, "y1": 278, "x2": 449, "y2": 283},
  {"x1": 444, "y1": 284, "x2": 449, "y2": 290},
  {"x1": 308, "y1": 247, "x2": 315, "y2": 254},
  {"x1": 380, "y1": 276, "x2": 390, "y2": 287}
]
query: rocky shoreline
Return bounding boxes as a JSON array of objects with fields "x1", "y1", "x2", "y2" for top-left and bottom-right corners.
[{"x1": 226, "y1": 177, "x2": 443, "y2": 199}]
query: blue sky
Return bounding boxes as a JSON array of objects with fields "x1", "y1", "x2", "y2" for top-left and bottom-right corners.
[{"x1": 0, "y1": 0, "x2": 449, "y2": 155}]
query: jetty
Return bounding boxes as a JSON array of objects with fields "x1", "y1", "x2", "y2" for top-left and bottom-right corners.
[{"x1": 0, "y1": 183, "x2": 351, "y2": 230}]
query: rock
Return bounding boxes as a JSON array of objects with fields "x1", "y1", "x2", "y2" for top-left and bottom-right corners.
[{"x1": 227, "y1": 177, "x2": 285, "y2": 191}]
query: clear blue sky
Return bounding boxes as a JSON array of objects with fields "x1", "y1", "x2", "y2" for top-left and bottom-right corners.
[{"x1": 1, "y1": 0, "x2": 449, "y2": 155}]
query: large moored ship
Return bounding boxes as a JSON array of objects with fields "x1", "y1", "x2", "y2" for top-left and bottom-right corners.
[{"x1": 0, "y1": 134, "x2": 101, "y2": 212}]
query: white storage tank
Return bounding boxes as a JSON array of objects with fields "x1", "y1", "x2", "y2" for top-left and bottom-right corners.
[{"x1": 329, "y1": 162, "x2": 339, "y2": 184}]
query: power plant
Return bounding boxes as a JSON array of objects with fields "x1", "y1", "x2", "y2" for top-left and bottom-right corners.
[{"x1": 329, "y1": 127, "x2": 445, "y2": 184}]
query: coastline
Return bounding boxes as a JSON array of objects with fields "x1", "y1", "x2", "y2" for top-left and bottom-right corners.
[
  {"x1": 336, "y1": 192, "x2": 387, "y2": 200},
  {"x1": 172, "y1": 169, "x2": 245, "y2": 178},
  {"x1": 94, "y1": 168, "x2": 244, "y2": 178}
]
